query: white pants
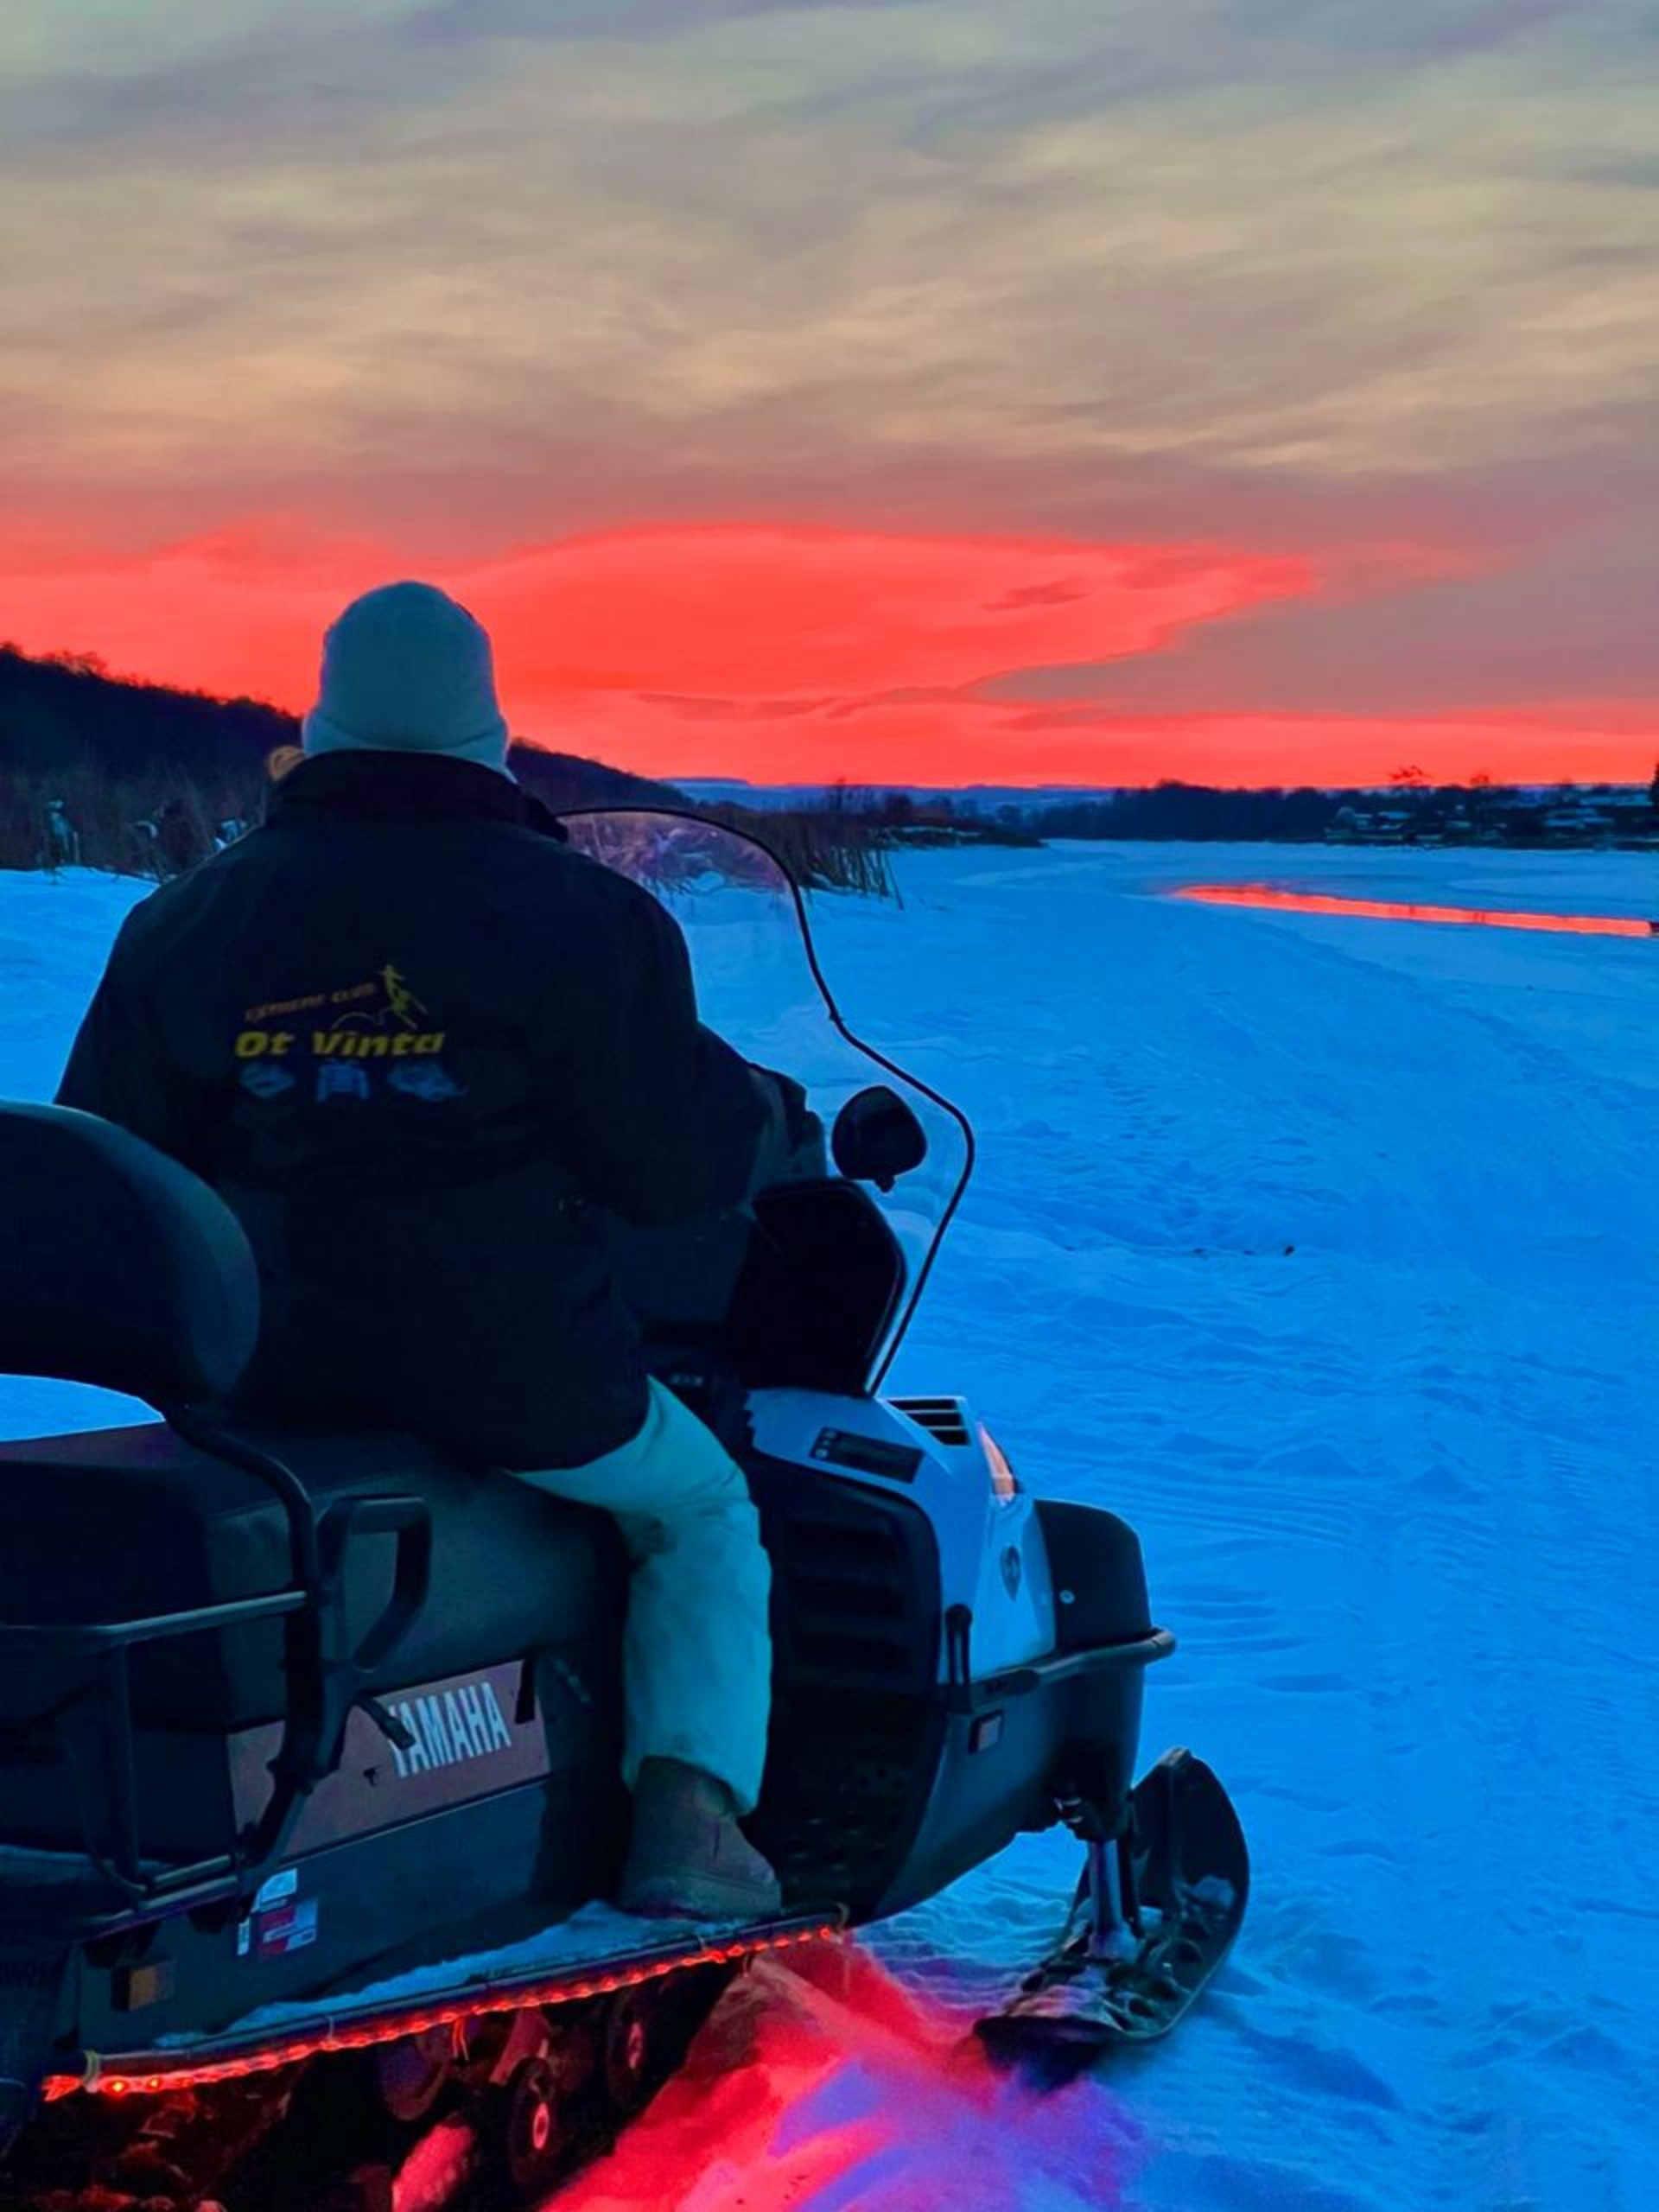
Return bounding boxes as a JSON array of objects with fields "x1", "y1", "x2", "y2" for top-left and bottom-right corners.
[{"x1": 511, "y1": 1380, "x2": 773, "y2": 1815}]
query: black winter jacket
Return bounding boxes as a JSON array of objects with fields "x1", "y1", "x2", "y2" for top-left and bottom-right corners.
[{"x1": 57, "y1": 753, "x2": 769, "y2": 1466}]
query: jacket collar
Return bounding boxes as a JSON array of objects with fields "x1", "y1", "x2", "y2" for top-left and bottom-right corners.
[{"x1": 267, "y1": 751, "x2": 565, "y2": 837}]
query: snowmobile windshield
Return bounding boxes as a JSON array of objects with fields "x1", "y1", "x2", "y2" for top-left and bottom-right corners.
[{"x1": 561, "y1": 809, "x2": 972, "y2": 1384}]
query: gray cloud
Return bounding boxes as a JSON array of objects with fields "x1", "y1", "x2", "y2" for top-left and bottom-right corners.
[
  {"x1": 0, "y1": 0, "x2": 1654, "y2": 728},
  {"x1": 1224, "y1": 0, "x2": 1582, "y2": 60},
  {"x1": 407, "y1": 0, "x2": 917, "y2": 41},
  {"x1": 978, "y1": 505, "x2": 1659, "y2": 715}
]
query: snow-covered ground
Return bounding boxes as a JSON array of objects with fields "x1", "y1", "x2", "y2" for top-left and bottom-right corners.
[{"x1": 3, "y1": 842, "x2": 1657, "y2": 2211}]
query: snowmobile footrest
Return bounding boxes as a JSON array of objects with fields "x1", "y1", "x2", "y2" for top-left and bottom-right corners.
[
  {"x1": 978, "y1": 1747, "x2": 1248, "y2": 2054},
  {"x1": 41, "y1": 1910, "x2": 846, "y2": 2103}
]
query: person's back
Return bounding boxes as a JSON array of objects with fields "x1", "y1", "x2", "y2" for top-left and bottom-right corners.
[
  {"x1": 63, "y1": 743, "x2": 764, "y2": 1469},
  {"x1": 59, "y1": 581, "x2": 789, "y2": 1920}
]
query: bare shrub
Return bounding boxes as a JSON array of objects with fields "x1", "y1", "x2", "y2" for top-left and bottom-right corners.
[{"x1": 0, "y1": 761, "x2": 268, "y2": 876}]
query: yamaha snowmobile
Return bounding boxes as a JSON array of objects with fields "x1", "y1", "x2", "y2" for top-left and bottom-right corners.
[{"x1": 0, "y1": 809, "x2": 1246, "y2": 2210}]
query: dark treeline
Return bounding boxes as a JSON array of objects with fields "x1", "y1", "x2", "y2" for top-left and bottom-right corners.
[
  {"x1": 0, "y1": 645, "x2": 893, "y2": 893},
  {"x1": 2, "y1": 642, "x2": 676, "y2": 794},
  {"x1": 2, "y1": 645, "x2": 293, "y2": 780},
  {"x1": 852, "y1": 775, "x2": 1659, "y2": 848},
  {"x1": 830, "y1": 786, "x2": 1043, "y2": 849},
  {"x1": 502, "y1": 742, "x2": 678, "y2": 814},
  {"x1": 10, "y1": 645, "x2": 1654, "y2": 885},
  {"x1": 1021, "y1": 776, "x2": 1659, "y2": 846},
  {"x1": 1030, "y1": 783, "x2": 1339, "y2": 840},
  {"x1": 1, "y1": 643, "x2": 677, "y2": 877}
]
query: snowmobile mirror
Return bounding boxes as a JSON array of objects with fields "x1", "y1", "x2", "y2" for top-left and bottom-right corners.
[{"x1": 831, "y1": 1086, "x2": 928, "y2": 1192}]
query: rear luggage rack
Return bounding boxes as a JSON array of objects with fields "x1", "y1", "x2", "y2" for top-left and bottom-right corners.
[
  {"x1": 889, "y1": 1396, "x2": 973, "y2": 1447},
  {"x1": 0, "y1": 1408, "x2": 431, "y2": 1913}
]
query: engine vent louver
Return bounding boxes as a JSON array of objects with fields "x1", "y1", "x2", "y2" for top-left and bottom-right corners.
[
  {"x1": 749, "y1": 1456, "x2": 944, "y2": 1919},
  {"x1": 890, "y1": 1396, "x2": 973, "y2": 1448},
  {"x1": 767, "y1": 1510, "x2": 914, "y2": 1681}
]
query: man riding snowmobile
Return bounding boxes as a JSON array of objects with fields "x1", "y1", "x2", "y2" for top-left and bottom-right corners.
[{"x1": 55, "y1": 579, "x2": 804, "y2": 1925}]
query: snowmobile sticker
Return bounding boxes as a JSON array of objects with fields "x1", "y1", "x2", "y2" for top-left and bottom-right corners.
[
  {"x1": 808, "y1": 1426, "x2": 924, "y2": 1483},
  {"x1": 236, "y1": 1872, "x2": 317, "y2": 1966},
  {"x1": 389, "y1": 1678, "x2": 516, "y2": 1778},
  {"x1": 252, "y1": 1897, "x2": 319, "y2": 1961},
  {"x1": 226, "y1": 1662, "x2": 551, "y2": 1861},
  {"x1": 252, "y1": 1868, "x2": 298, "y2": 1911}
]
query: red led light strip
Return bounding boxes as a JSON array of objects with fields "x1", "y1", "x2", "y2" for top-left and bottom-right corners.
[{"x1": 41, "y1": 1919, "x2": 842, "y2": 2104}]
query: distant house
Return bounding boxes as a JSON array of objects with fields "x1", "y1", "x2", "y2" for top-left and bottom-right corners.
[
  {"x1": 1325, "y1": 804, "x2": 1427, "y2": 845},
  {"x1": 1541, "y1": 803, "x2": 1610, "y2": 838},
  {"x1": 1327, "y1": 783, "x2": 1656, "y2": 849}
]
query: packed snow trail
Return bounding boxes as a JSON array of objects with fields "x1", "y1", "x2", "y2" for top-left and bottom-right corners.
[{"x1": 3, "y1": 844, "x2": 1657, "y2": 2210}]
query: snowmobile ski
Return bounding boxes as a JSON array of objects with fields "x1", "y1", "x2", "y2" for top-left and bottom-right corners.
[{"x1": 978, "y1": 1748, "x2": 1248, "y2": 2055}]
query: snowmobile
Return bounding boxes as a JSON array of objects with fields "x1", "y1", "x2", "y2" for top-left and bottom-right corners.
[{"x1": 0, "y1": 809, "x2": 1247, "y2": 2210}]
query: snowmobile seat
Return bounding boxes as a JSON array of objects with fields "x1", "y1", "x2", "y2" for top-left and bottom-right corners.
[
  {"x1": 0, "y1": 1103, "x2": 258, "y2": 1406},
  {"x1": 0, "y1": 1100, "x2": 626, "y2": 1735},
  {"x1": 0, "y1": 1418, "x2": 626, "y2": 1735}
]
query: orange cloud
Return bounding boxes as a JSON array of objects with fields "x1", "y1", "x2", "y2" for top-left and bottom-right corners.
[
  {"x1": 467, "y1": 526, "x2": 1313, "y2": 700},
  {"x1": 0, "y1": 516, "x2": 1304, "y2": 752}
]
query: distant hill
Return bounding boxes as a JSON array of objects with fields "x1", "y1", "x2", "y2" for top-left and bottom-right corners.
[
  {"x1": 506, "y1": 741, "x2": 680, "y2": 813},
  {"x1": 2, "y1": 645, "x2": 296, "y2": 783},
  {"x1": 0, "y1": 644, "x2": 681, "y2": 809}
]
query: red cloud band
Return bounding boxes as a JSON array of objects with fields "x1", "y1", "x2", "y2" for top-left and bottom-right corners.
[{"x1": 2, "y1": 520, "x2": 1651, "y2": 784}]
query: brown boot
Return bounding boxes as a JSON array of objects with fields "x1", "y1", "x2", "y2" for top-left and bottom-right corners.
[{"x1": 618, "y1": 1758, "x2": 782, "y2": 1922}]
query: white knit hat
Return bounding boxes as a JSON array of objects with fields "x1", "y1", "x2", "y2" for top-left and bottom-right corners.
[{"x1": 302, "y1": 581, "x2": 512, "y2": 774}]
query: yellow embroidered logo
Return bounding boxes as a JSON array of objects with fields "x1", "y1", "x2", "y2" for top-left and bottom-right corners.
[
  {"x1": 378, "y1": 964, "x2": 429, "y2": 1031},
  {"x1": 312, "y1": 1031, "x2": 448, "y2": 1058},
  {"x1": 236, "y1": 966, "x2": 446, "y2": 1065}
]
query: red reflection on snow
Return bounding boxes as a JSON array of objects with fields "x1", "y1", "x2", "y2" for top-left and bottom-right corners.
[
  {"x1": 549, "y1": 1943, "x2": 1127, "y2": 2212},
  {"x1": 1178, "y1": 884, "x2": 1657, "y2": 939}
]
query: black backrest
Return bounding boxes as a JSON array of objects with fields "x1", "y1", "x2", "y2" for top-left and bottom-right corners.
[{"x1": 0, "y1": 1103, "x2": 259, "y2": 1405}]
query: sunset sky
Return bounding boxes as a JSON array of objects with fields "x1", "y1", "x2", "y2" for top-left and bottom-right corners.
[{"x1": 2, "y1": 1, "x2": 1655, "y2": 787}]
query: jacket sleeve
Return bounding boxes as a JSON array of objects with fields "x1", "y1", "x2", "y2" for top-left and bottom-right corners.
[
  {"x1": 552, "y1": 885, "x2": 771, "y2": 1226},
  {"x1": 55, "y1": 915, "x2": 209, "y2": 1171}
]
